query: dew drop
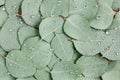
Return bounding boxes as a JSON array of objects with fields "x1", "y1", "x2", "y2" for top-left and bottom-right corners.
[
  {"x1": 73, "y1": 0, "x2": 76, "y2": 2},
  {"x1": 84, "y1": 5, "x2": 87, "y2": 8},
  {"x1": 16, "y1": 59, "x2": 19, "y2": 61},
  {"x1": 96, "y1": 16, "x2": 100, "y2": 20},
  {"x1": 10, "y1": 54, "x2": 13, "y2": 56},
  {"x1": 77, "y1": 74, "x2": 82, "y2": 77},
  {"x1": 23, "y1": 44, "x2": 26, "y2": 46},
  {"x1": 95, "y1": 5, "x2": 98, "y2": 8},
  {"x1": 19, "y1": 21, "x2": 23, "y2": 24},
  {"x1": 97, "y1": 41, "x2": 101, "y2": 45},
  {"x1": 2, "y1": 7, "x2": 5, "y2": 11},
  {"x1": 9, "y1": 29, "x2": 13, "y2": 32},
  {"x1": 12, "y1": 5, "x2": 17, "y2": 9},
  {"x1": 51, "y1": 13, "x2": 55, "y2": 17},
  {"x1": 58, "y1": 0, "x2": 62, "y2": 3},
  {"x1": 114, "y1": 27, "x2": 118, "y2": 30},
  {"x1": 105, "y1": 31, "x2": 110, "y2": 35},
  {"x1": 37, "y1": 14, "x2": 40, "y2": 17},
  {"x1": 30, "y1": 15, "x2": 35, "y2": 18},
  {"x1": 70, "y1": 72, "x2": 73, "y2": 74},
  {"x1": 112, "y1": 39, "x2": 115, "y2": 42},
  {"x1": 49, "y1": 48, "x2": 53, "y2": 51},
  {"x1": 29, "y1": 47, "x2": 35, "y2": 50},
  {"x1": 115, "y1": 52, "x2": 119, "y2": 56},
  {"x1": 74, "y1": 6, "x2": 77, "y2": 9},
  {"x1": 9, "y1": 64, "x2": 12, "y2": 66}
]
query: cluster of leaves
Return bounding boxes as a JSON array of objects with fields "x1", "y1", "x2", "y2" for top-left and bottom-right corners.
[{"x1": 0, "y1": 0, "x2": 120, "y2": 80}]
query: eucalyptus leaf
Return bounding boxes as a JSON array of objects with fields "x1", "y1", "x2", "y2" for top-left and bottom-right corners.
[
  {"x1": 90, "y1": 0, "x2": 114, "y2": 30},
  {"x1": 51, "y1": 34, "x2": 74, "y2": 61},
  {"x1": 76, "y1": 55, "x2": 108, "y2": 78},
  {"x1": 51, "y1": 61, "x2": 82, "y2": 80},
  {"x1": 39, "y1": 17, "x2": 64, "y2": 42}
]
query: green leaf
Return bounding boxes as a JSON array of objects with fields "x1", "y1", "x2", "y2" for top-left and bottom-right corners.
[
  {"x1": 73, "y1": 30, "x2": 114, "y2": 56},
  {"x1": 17, "y1": 77, "x2": 36, "y2": 80},
  {"x1": 102, "y1": 71, "x2": 120, "y2": 80},
  {"x1": 63, "y1": 15, "x2": 95, "y2": 40},
  {"x1": 0, "y1": 7, "x2": 8, "y2": 28},
  {"x1": 21, "y1": 0, "x2": 42, "y2": 27},
  {"x1": 0, "y1": 15, "x2": 25, "y2": 51},
  {"x1": 51, "y1": 34, "x2": 74, "y2": 61},
  {"x1": 6, "y1": 50, "x2": 36, "y2": 78},
  {"x1": 69, "y1": 0, "x2": 98, "y2": 20},
  {"x1": 101, "y1": 29, "x2": 120, "y2": 60},
  {"x1": 5, "y1": 0, "x2": 23, "y2": 15},
  {"x1": 39, "y1": 17, "x2": 64, "y2": 42},
  {"x1": 51, "y1": 61, "x2": 82, "y2": 80},
  {"x1": 22, "y1": 37, "x2": 53, "y2": 68},
  {"x1": 34, "y1": 67, "x2": 51, "y2": 80},
  {"x1": 76, "y1": 55, "x2": 108, "y2": 78},
  {"x1": 18, "y1": 26, "x2": 39, "y2": 45},
  {"x1": 90, "y1": 0, "x2": 114, "y2": 30},
  {"x1": 41, "y1": 0, "x2": 69, "y2": 18}
]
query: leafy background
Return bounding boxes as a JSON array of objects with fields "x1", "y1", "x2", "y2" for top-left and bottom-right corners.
[{"x1": 0, "y1": 0, "x2": 120, "y2": 80}]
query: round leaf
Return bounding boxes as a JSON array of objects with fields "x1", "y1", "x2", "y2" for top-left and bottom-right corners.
[
  {"x1": 76, "y1": 55, "x2": 108, "y2": 78},
  {"x1": 6, "y1": 50, "x2": 36, "y2": 78},
  {"x1": 22, "y1": 37, "x2": 53, "y2": 68},
  {"x1": 63, "y1": 15, "x2": 94, "y2": 40},
  {"x1": 51, "y1": 61, "x2": 82, "y2": 80},
  {"x1": 21, "y1": 0, "x2": 42, "y2": 26},
  {"x1": 90, "y1": 1, "x2": 114, "y2": 30},
  {"x1": 39, "y1": 17, "x2": 64, "y2": 42}
]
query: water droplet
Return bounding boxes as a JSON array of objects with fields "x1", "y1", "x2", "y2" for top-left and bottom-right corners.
[
  {"x1": 115, "y1": 52, "x2": 119, "y2": 56},
  {"x1": 57, "y1": 3, "x2": 60, "y2": 5},
  {"x1": 114, "y1": 27, "x2": 118, "y2": 30},
  {"x1": 58, "y1": 0, "x2": 62, "y2": 3},
  {"x1": 95, "y1": 5, "x2": 98, "y2": 8},
  {"x1": 105, "y1": 31, "x2": 110, "y2": 35},
  {"x1": 12, "y1": 5, "x2": 17, "y2": 9},
  {"x1": 9, "y1": 29, "x2": 13, "y2": 32},
  {"x1": 4, "y1": 72, "x2": 10, "y2": 76},
  {"x1": 30, "y1": 15, "x2": 35, "y2": 18},
  {"x1": 73, "y1": 0, "x2": 76, "y2": 2},
  {"x1": 19, "y1": 21, "x2": 23, "y2": 24},
  {"x1": 37, "y1": 14, "x2": 40, "y2": 17},
  {"x1": 51, "y1": 13, "x2": 55, "y2": 17},
  {"x1": 77, "y1": 74, "x2": 82, "y2": 77},
  {"x1": 10, "y1": 54, "x2": 13, "y2": 56},
  {"x1": 23, "y1": 44, "x2": 26, "y2": 46},
  {"x1": 84, "y1": 5, "x2": 87, "y2": 8},
  {"x1": 49, "y1": 48, "x2": 53, "y2": 51},
  {"x1": 97, "y1": 41, "x2": 101, "y2": 45},
  {"x1": 9, "y1": 64, "x2": 12, "y2": 66},
  {"x1": 96, "y1": 16, "x2": 100, "y2": 20},
  {"x1": 2, "y1": 7, "x2": 5, "y2": 11},
  {"x1": 112, "y1": 39, "x2": 115, "y2": 42},
  {"x1": 29, "y1": 47, "x2": 35, "y2": 50},
  {"x1": 70, "y1": 72, "x2": 73, "y2": 74},
  {"x1": 34, "y1": 65, "x2": 37, "y2": 67},
  {"x1": 16, "y1": 59, "x2": 19, "y2": 61},
  {"x1": 74, "y1": 6, "x2": 77, "y2": 9}
]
